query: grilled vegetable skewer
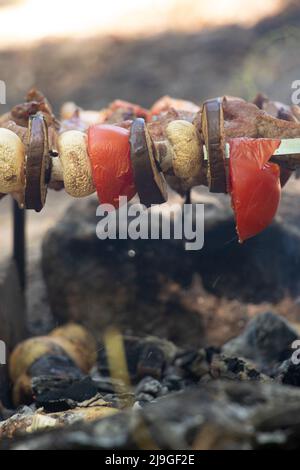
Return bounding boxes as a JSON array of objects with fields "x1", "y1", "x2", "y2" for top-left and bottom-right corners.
[{"x1": 2, "y1": 90, "x2": 300, "y2": 241}]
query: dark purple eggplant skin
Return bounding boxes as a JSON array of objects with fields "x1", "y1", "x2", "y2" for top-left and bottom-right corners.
[
  {"x1": 25, "y1": 113, "x2": 50, "y2": 212},
  {"x1": 130, "y1": 118, "x2": 167, "y2": 207},
  {"x1": 202, "y1": 98, "x2": 227, "y2": 193}
]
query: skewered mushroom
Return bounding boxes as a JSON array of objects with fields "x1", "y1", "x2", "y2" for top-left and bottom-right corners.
[
  {"x1": 58, "y1": 130, "x2": 95, "y2": 198},
  {"x1": 0, "y1": 128, "x2": 25, "y2": 204},
  {"x1": 166, "y1": 120, "x2": 202, "y2": 188}
]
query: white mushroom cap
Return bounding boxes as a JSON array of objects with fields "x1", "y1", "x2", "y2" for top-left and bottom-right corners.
[
  {"x1": 166, "y1": 120, "x2": 201, "y2": 180},
  {"x1": 58, "y1": 130, "x2": 95, "y2": 198},
  {"x1": 0, "y1": 128, "x2": 25, "y2": 194}
]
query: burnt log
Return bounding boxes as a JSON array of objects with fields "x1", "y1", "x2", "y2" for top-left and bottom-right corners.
[{"x1": 5, "y1": 381, "x2": 300, "y2": 450}]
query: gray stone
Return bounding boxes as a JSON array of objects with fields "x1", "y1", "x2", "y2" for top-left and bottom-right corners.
[
  {"x1": 41, "y1": 187, "x2": 300, "y2": 348},
  {"x1": 223, "y1": 312, "x2": 299, "y2": 371},
  {"x1": 41, "y1": 196, "x2": 207, "y2": 348}
]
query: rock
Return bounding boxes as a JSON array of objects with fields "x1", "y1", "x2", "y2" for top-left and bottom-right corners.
[
  {"x1": 276, "y1": 359, "x2": 300, "y2": 387},
  {"x1": 97, "y1": 336, "x2": 178, "y2": 383},
  {"x1": 208, "y1": 353, "x2": 271, "y2": 383},
  {"x1": 135, "y1": 377, "x2": 164, "y2": 402},
  {"x1": 6, "y1": 380, "x2": 300, "y2": 450},
  {"x1": 42, "y1": 184, "x2": 300, "y2": 348},
  {"x1": 42, "y1": 196, "x2": 207, "y2": 348},
  {"x1": 223, "y1": 312, "x2": 299, "y2": 372}
]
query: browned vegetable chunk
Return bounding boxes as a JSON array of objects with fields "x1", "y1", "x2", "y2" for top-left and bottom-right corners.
[{"x1": 130, "y1": 118, "x2": 168, "y2": 207}]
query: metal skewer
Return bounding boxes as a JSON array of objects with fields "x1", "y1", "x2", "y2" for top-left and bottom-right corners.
[{"x1": 203, "y1": 139, "x2": 300, "y2": 170}]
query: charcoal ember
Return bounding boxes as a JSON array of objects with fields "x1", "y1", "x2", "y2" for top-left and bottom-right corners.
[
  {"x1": 0, "y1": 383, "x2": 251, "y2": 450},
  {"x1": 223, "y1": 312, "x2": 299, "y2": 372},
  {"x1": 30, "y1": 352, "x2": 97, "y2": 412},
  {"x1": 29, "y1": 354, "x2": 83, "y2": 381},
  {"x1": 161, "y1": 371, "x2": 188, "y2": 392},
  {"x1": 91, "y1": 375, "x2": 135, "y2": 408},
  {"x1": 275, "y1": 360, "x2": 300, "y2": 387},
  {"x1": 174, "y1": 349, "x2": 210, "y2": 379},
  {"x1": 32, "y1": 374, "x2": 98, "y2": 413},
  {"x1": 170, "y1": 347, "x2": 234, "y2": 386},
  {"x1": 90, "y1": 376, "x2": 118, "y2": 395},
  {"x1": 103, "y1": 393, "x2": 135, "y2": 410},
  {"x1": 208, "y1": 353, "x2": 270, "y2": 383},
  {"x1": 135, "y1": 393, "x2": 154, "y2": 404},
  {"x1": 205, "y1": 346, "x2": 221, "y2": 363},
  {"x1": 135, "y1": 377, "x2": 164, "y2": 402},
  {"x1": 137, "y1": 342, "x2": 169, "y2": 379},
  {"x1": 98, "y1": 336, "x2": 177, "y2": 383},
  {"x1": 9, "y1": 381, "x2": 300, "y2": 450}
]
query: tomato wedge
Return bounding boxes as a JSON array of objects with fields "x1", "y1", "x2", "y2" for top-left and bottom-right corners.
[
  {"x1": 87, "y1": 124, "x2": 136, "y2": 208},
  {"x1": 229, "y1": 138, "x2": 281, "y2": 242}
]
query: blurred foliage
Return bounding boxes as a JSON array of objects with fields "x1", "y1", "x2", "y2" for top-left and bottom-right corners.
[{"x1": 230, "y1": 26, "x2": 300, "y2": 102}]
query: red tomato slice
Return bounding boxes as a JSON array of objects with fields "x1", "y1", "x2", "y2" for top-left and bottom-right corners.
[
  {"x1": 87, "y1": 124, "x2": 136, "y2": 208},
  {"x1": 229, "y1": 138, "x2": 281, "y2": 242}
]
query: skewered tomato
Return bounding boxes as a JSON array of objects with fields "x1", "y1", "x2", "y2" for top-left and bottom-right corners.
[
  {"x1": 229, "y1": 138, "x2": 281, "y2": 242},
  {"x1": 87, "y1": 124, "x2": 136, "y2": 208}
]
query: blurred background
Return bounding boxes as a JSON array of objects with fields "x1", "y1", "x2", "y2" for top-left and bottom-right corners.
[{"x1": 0, "y1": 0, "x2": 299, "y2": 113}]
